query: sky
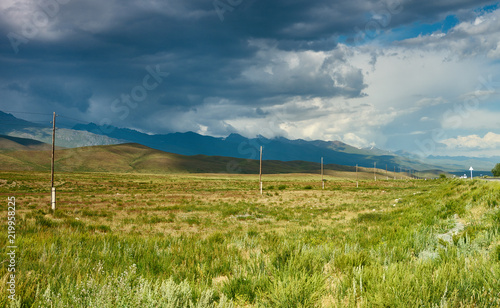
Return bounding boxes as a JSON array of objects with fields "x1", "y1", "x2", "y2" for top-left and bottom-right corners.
[{"x1": 1, "y1": 0, "x2": 500, "y2": 158}]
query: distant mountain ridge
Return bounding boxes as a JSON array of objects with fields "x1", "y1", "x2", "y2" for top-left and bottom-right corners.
[
  {"x1": 73, "y1": 122, "x2": 407, "y2": 170},
  {"x1": 0, "y1": 111, "x2": 44, "y2": 129},
  {"x1": 0, "y1": 110, "x2": 496, "y2": 173},
  {"x1": 72, "y1": 123, "x2": 497, "y2": 172},
  {"x1": 0, "y1": 111, "x2": 125, "y2": 148}
]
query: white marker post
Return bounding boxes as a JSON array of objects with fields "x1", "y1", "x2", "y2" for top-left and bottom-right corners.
[
  {"x1": 50, "y1": 112, "x2": 57, "y2": 211},
  {"x1": 51, "y1": 187, "x2": 56, "y2": 211},
  {"x1": 469, "y1": 166, "x2": 473, "y2": 180}
]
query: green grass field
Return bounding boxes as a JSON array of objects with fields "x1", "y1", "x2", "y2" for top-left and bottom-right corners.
[{"x1": 0, "y1": 171, "x2": 499, "y2": 307}]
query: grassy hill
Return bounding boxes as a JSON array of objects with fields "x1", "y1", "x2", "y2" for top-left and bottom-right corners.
[
  {"x1": 0, "y1": 142, "x2": 408, "y2": 178},
  {"x1": 0, "y1": 134, "x2": 55, "y2": 151}
]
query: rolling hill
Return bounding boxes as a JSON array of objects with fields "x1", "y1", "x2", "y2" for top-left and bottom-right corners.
[
  {"x1": 0, "y1": 134, "x2": 55, "y2": 151},
  {"x1": 0, "y1": 142, "x2": 384, "y2": 176}
]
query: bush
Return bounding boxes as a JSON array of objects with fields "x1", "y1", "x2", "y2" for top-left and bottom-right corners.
[
  {"x1": 36, "y1": 215, "x2": 58, "y2": 228},
  {"x1": 96, "y1": 225, "x2": 112, "y2": 233},
  {"x1": 495, "y1": 245, "x2": 500, "y2": 262},
  {"x1": 492, "y1": 209, "x2": 500, "y2": 225},
  {"x1": 438, "y1": 199, "x2": 465, "y2": 218},
  {"x1": 222, "y1": 276, "x2": 263, "y2": 303},
  {"x1": 492, "y1": 163, "x2": 500, "y2": 177},
  {"x1": 64, "y1": 218, "x2": 86, "y2": 229},
  {"x1": 333, "y1": 250, "x2": 371, "y2": 270},
  {"x1": 37, "y1": 266, "x2": 233, "y2": 307},
  {"x1": 260, "y1": 272, "x2": 325, "y2": 307}
]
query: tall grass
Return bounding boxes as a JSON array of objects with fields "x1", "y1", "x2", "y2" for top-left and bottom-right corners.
[{"x1": 0, "y1": 171, "x2": 499, "y2": 306}]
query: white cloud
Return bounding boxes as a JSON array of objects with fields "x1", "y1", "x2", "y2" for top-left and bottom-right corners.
[
  {"x1": 415, "y1": 97, "x2": 447, "y2": 108},
  {"x1": 410, "y1": 131, "x2": 426, "y2": 135},
  {"x1": 441, "y1": 132, "x2": 500, "y2": 149},
  {"x1": 212, "y1": 94, "x2": 398, "y2": 148},
  {"x1": 1, "y1": 0, "x2": 71, "y2": 41},
  {"x1": 240, "y1": 42, "x2": 366, "y2": 98},
  {"x1": 441, "y1": 109, "x2": 500, "y2": 130},
  {"x1": 487, "y1": 42, "x2": 500, "y2": 59},
  {"x1": 400, "y1": 9, "x2": 500, "y2": 59},
  {"x1": 221, "y1": 38, "x2": 500, "y2": 152},
  {"x1": 352, "y1": 47, "x2": 486, "y2": 111},
  {"x1": 343, "y1": 132, "x2": 372, "y2": 148}
]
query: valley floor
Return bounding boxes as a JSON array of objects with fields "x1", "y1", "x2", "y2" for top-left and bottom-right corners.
[{"x1": 0, "y1": 171, "x2": 499, "y2": 307}]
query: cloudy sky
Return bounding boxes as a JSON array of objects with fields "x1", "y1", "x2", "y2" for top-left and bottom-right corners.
[{"x1": 1, "y1": 0, "x2": 500, "y2": 157}]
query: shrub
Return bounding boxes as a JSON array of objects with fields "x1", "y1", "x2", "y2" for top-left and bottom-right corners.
[
  {"x1": 333, "y1": 250, "x2": 371, "y2": 270},
  {"x1": 36, "y1": 215, "x2": 58, "y2": 228},
  {"x1": 183, "y1": 216, "x2": 201, "y2": 225},
  {"x1": 260, "y1": 272, "x2": 325, "y2": 307},
  {"x1": 37, "y1": 266, "x2": 233, "y2": 307},
  {"x1": 247, "y1": 230, "x2": 259, "y2": 237},
  {"x1": 495, "y1": 245, "x2": 500, "y2": 262},
  {"x1": 357, "y1": 212, "x2": 390, "y2": 223},
  {"x1": 439, "y1": 199, "x2": 465, "y2": 218},
  {"x1": 64, "y1": 218, "x2": 86, "y2": 229},
  {"x1": 492, "y1": 209, "x2": 500, "y2": 225},
  {"x1": 53, "y1": 210, "x2": 68, "y2": 218},
  {"x1": 222, "y1": 276, "x2": 260, "y2": 303},
  {"x1": 492, "y1": 163, "x2": 500, "y2": 177},
  {"x1": 97, "y1": 225, "x2": 112, "y2": 233}
]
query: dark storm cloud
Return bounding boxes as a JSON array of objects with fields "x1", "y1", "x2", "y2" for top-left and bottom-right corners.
[
  {"x1": 0, "y1": 0, "x2": 497, "y2": 134},
  {"x1": 27, "y1": 79, "x2": 93, "y2": 112}
]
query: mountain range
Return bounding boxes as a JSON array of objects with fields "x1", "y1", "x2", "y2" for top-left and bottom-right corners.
[
  {"x1": 0, "y1": 111, "x2": 496, "y2": 174},
  {"x1": 0, "y1": 140, "x2": 363, "y2": 175}
]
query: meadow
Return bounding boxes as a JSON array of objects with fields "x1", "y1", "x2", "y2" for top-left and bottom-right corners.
[{"x1": 0, "y1": 171, "x2": 499, "y2": 307}]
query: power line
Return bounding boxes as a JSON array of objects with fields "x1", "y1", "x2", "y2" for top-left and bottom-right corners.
[
  {"x1": 0, "y1": 119, "x2": 51, "y2": 123},
  {"x1": 1, "y1": 110, "x2": 53, "y2": 116},
  {"x1": 58, "y1": 115, "x2": 90, "y2": 124},
  {"x1": 0, "y1": 122, "x2": 51, "y2": 127},
  {"x1": 1, "y1": 110, "x2": 90, "y2": 125}
]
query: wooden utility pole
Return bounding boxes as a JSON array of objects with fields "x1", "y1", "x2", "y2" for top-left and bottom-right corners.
[
  {"x1": 259, "y1": 146, "x2": 263, "y2": 195},
  {"x1": 321, "y1": 157, "x2": 324, "y2": 189},
  {"x1": 51, "y1": 112, "x2": 56, "y2": 211},
  {"x1": 356, "y1": 164, "x2": 358, "y2": 188},
  {"x1": 374, "y1": 162, "x2": 376, "y2": 181}
]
